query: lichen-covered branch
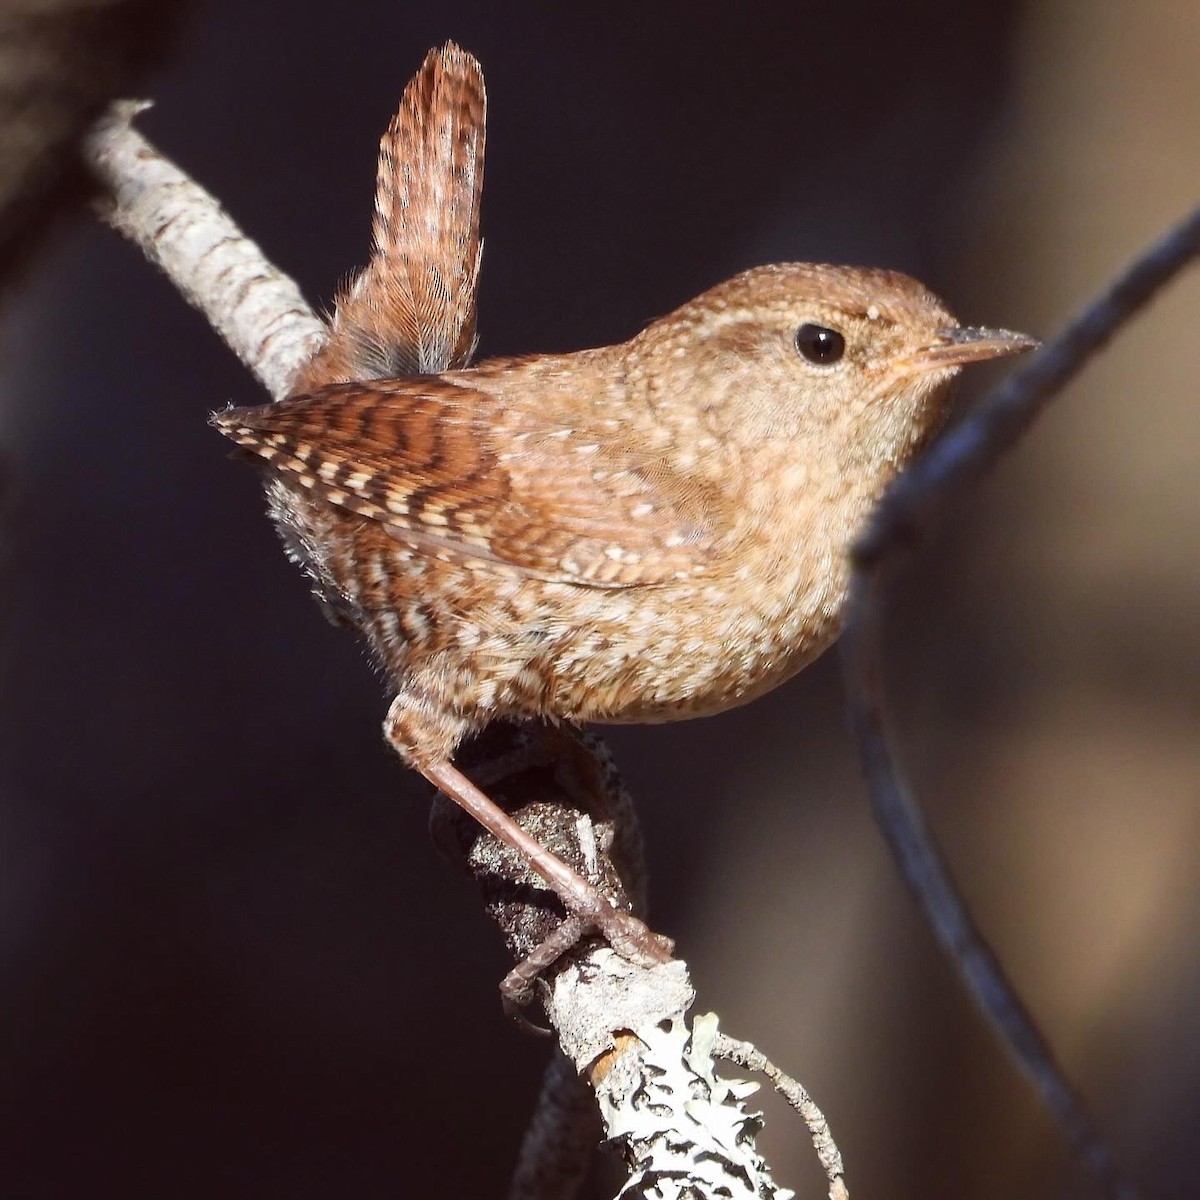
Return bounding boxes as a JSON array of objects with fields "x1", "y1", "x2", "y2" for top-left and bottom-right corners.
[
  {"x1": 441, "y1": 725, "x2": 804, "y2": 1199},
  {"x1": 82, "y1": 101, "x2": 838, "y2": 1200}
]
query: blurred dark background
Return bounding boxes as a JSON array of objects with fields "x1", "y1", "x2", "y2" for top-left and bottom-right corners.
[{"x1": 1, "y1": 2, "x2": 1197, "y2": 1197}]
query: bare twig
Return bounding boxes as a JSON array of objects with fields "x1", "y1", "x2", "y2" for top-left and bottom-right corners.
[
  {"x1": 840, "y1": 203, "x2": 1200, "y2": 1200},
  {"x1": 713, "y1": 1028, "x2": 849, "y2": 1200},
  {"x1": 83, "y1": 101, "x2": 326, "y2": 400}
]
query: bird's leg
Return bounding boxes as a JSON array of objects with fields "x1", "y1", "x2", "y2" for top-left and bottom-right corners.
[
  {"x1": 420, "y1": 756, "x2": 672, "y2": 968},
  {"x1": 385, "y1": 694, "x2": 672, "y2": 969},
  {"x1": 500, "y1": 914, "x2": 590, "y2": 1024}
]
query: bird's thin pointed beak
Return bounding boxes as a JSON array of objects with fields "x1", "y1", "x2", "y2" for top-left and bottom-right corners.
[{"x1": 898, "y1": 325, "x2": 1040, "y2": 373}]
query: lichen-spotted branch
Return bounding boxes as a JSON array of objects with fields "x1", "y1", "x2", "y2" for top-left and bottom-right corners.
[{"x1": 83, "y1": 97, "x2": 841, "y2": 1200}]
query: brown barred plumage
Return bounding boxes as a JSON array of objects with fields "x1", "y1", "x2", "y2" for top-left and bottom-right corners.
[{"x1": 213, "y1": 43, "x2": 1037, "y2": 964}]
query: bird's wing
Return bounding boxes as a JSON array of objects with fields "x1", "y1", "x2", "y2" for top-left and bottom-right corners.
[{"x1": 213, "y1": 379, "x2": 732, "y2": 588}]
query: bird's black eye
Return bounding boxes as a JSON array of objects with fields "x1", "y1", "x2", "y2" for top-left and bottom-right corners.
[{"x1": 794, "y1": 323, "x2": 845, "y2": 366}]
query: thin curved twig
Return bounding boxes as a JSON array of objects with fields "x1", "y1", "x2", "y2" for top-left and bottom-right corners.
[
  {"x1": 840, "y1": 203, "x2": 1200, "y2": 1200},
  {"x1": 713, "y1": 1029, "x2": 848, "y2": 1200}
]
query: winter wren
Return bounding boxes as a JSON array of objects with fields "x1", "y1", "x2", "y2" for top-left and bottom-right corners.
[{"x1": 213, "y1": 45, "x2": 1037, "y2": 962}]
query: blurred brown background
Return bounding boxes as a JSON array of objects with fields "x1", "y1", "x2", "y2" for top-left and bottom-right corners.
[{"x1": 1, "y1": 2, "x2": 1197, "y2": 1197}]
